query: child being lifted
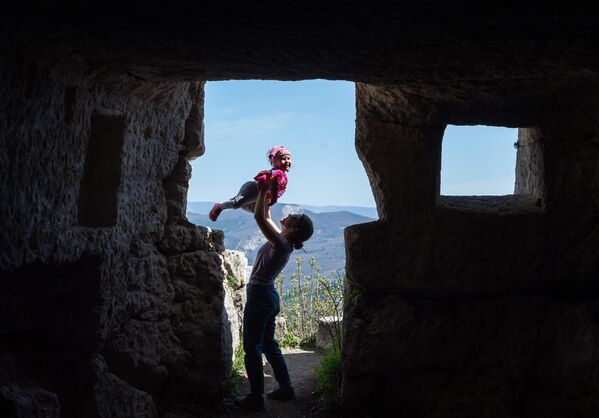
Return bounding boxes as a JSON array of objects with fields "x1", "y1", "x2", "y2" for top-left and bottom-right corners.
[{"x1": 209, "y1": 145, "x2": 292, "y2": 221}]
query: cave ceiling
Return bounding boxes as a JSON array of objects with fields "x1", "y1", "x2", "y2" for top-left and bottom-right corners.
[{"x1": 10, "y1": 2, "x2": 599, "y2": 90}]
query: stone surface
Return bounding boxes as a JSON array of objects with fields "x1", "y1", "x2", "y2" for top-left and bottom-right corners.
[
  {"x1": 342, "y1": 80, "x2": 599, "y2": 417},
  {"x1": 222, "y1": 250, "x2": 248, "y2": 290},
  {"x1": 165, "y1": 250, "x2": 229, "y2": 402},
  {"x1": 0, "y1": 384, "x2": 60, "y2": 418},
  {"x1": 315, "y1": 316, "x2": 342, "y2": 351},
  {"x1": 222, "y1": 250, "x2": 248, "y2": 357},
  {"x1": 0, "y1": 41, "x2": 233, "y2": 417},
  {"x1": 158, "y1": 223, "x2": 216, "y2": 255},
  {"x1": 8, "y1": 4, "x2": 599, "y2": 86}
]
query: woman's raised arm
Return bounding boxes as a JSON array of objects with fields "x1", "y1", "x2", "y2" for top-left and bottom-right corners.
[{"x1": 254, "y1": 186, "x2": 281, "y2": 245}]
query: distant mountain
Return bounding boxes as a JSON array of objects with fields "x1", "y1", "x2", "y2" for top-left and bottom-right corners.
[
  {"x1": 186, "y1": 202, "x2": 376, "y2": 279},
  {"x1": 187, "y1": 201, "x2": 378, "y2": 219},
  {"x1": 299, "y1": 204, "x2": 378, "y2": 219}
]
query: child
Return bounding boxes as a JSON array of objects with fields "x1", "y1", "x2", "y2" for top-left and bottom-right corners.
[{"x1": 209, "y1": 145, "x2": 292, "y2": 221}]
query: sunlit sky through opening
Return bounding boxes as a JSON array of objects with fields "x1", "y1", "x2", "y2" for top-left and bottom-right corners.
[
  {"x1": 441, "y1": 125, "x2": 517, "y2": 196},
  {"x1": 188, "y1": 80, "x2": 518, "y2": 208}
]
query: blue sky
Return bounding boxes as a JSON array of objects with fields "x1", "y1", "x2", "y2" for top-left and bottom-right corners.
[
  {"x1": 188, "y1": 80, "x2": 518, "y2": 207},
  {"x1": 441, "y1": 125, "x2": 517, "y2": 195}
]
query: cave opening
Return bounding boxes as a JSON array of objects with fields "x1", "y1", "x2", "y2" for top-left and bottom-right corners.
[
  {"x1": 183, "y1": 80, "x2": 376, "y2": 400},
  {"x1": 187, "y1": 80, "x2": 377, "y2": 280}
]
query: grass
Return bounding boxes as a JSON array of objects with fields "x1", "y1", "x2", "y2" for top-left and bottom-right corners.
[
  {"x1": 225, "y1": 345, "x2": 245, "y2": 396},
  {"x1": 316, "y1": 349, "x2": 342, "y2": 411}
]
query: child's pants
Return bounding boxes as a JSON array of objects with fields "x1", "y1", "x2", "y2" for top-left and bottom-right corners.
[{"x1": 221, "y1": 181, "x2": 258, "y2": 213}]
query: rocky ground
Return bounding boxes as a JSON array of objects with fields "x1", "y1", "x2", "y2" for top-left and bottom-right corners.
[{"x1": 216, "y1": 348, "x2": 326, "y2": 418}]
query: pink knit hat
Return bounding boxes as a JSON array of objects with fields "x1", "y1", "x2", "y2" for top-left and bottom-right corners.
[{"x1": 267, "y1": 145, "x2": 291, "y2": 164}]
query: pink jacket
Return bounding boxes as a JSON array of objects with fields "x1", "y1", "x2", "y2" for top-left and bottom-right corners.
[{"x1": 254, "y1": 168, "x2": 288, "y2": 205}]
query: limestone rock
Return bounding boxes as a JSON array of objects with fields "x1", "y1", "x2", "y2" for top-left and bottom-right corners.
[
  {"x1": 166, "y1": 250, "x2": 230, "y2": 402},
  {"x1": 343, "y1": 81, "x2": 599, "y2": 417},
  {"x1": 223, "y1": 284, "x2": 241, "y2": 363},
  {"x1": 95, "y1": 372, "x2": 158, "y2": 418},
  {"x1": 158, "y1": 223, "x2": 215, "y2": 255},
  {"x1": 12, "y1": 5, "x2": 599, "y2": 85},
  {"x1": 222, "y1": 249, "x2": 248, "y2": 309},
  {"x1": 0, "y1": 385, "x2": 60, "y2": 418},
  {"x1": 315, "y1": 316, "x2": 342, "y2": 351},
  {"x1": 222, "y1": 250, "x2": 248, "y2": 289},
  {"x1": 222, "y1": 250, "x2": 248, "y2": 358}
]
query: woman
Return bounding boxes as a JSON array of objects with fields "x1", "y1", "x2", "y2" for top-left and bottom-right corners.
[{"x1": 235, "y1": 183, "x2": 314, "y2": 411}]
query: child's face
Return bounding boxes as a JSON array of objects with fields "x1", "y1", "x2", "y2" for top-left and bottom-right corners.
[{"x1": 274, "y1": 153, "x2": 292, "y2": 172}]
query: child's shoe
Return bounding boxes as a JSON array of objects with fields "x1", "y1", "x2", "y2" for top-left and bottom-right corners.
[
  {"x1": 234, "y1": 393, "x2": 265, "y2": 410},
  {"x1": 209, "y1": 203, "x2": 222, "y2": 221}
]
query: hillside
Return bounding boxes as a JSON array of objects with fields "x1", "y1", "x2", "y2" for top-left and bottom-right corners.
[{"x1": 186, "y1": 202, "x2": 376, "y2": 279}]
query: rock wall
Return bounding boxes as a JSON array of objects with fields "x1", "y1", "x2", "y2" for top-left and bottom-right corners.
[
  {"x1": 0, "y1": 41, "x2": 233, "y2": 417},
  {"x1": 222, "y1": 250, "x2": 249, "y2": 361},
  {"x1": 342, "y1": 83, "x2": 599, "y2": 417}
]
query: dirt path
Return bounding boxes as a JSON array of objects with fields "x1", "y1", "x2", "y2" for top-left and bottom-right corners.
[{"x1": 221, "y1": 348, "x2": 325, "y2": 418}]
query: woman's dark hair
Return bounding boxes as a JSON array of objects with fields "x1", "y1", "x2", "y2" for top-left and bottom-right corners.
[{"x1": 290, "y1": 214, "x2": 313, "y2": 250}]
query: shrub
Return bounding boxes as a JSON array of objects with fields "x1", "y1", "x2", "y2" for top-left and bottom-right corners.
[
  {"x1": 279, "y1": 333, "x2": 317, "y2": 349},
  {"x1": 316, "y1": 349, "x2": 342, "y2": 411},
  {"x1": 279, "y1": 333, "x2": 303, "y2": 348},
  {"x1": 300, "y1": 334, "x2": 316, "y2": 349},
  {"x1": 226, "y1": 274, "x2": 239, "y2": 290},
  {"x1": 275, "y1": 257, "x2": 344, "y2": 347}
]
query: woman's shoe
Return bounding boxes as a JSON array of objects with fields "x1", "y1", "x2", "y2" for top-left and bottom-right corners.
[
  {"x1": 266, "y1": 386, "x2": 296, "y2": 400},
  {"x1": 234, "y1": 393, "x2": 265, "y2": 411}
]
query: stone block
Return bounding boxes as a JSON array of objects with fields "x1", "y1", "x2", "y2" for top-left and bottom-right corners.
[
  {"x1": 316, "y1": 316, "x2": 343, "y2": 351},
  {"x1": 157, "y1": 224, "x2": 214, "y2": 255},
  {"x1": 0, "y1": 384, "x2": 60, "y2": 418}
]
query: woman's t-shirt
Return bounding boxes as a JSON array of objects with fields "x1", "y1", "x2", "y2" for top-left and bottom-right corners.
[{"x1": 249, "y1": 234, "x2": 293, "y2": 286}]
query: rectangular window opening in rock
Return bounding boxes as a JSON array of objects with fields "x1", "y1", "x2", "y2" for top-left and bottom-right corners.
[
  {"x1": 77, "y1": 112, "x2": 125, "y2": 227},
  {"x1": 438, "y1": 126, "x2": 545, "y2": 213}
]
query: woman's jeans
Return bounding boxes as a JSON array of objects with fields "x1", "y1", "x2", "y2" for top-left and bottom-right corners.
[{"x1": 243, "y1": 283, "x2": 291, "y2": 394}]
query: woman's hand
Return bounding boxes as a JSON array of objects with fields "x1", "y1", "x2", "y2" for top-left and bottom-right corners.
[{"x1": 256, "y1": 178, "x2": 268, "y2": 191}]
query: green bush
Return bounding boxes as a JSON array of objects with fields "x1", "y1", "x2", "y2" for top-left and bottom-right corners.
[
  {"x1": 279, "y1": 333, "x2": 317, "y2": 349},
  {"x1": 299, "y1": 334, "x2": 316, "y2": 349},
  {"x1": 316, "y1": 349, "x2": 342, "y2": 411},
  {"x1": 279, "y1": 333, "x2": 303, "y2": 348},
  {"x1": 275, "y1": 257, "x2": 344, "y2": 349},
  {"x1": 226, "y1": 274, "x2": 239, "y2": 290}
]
